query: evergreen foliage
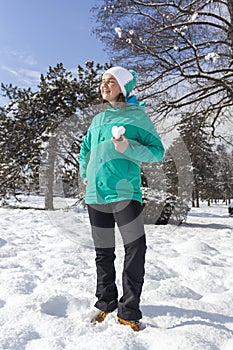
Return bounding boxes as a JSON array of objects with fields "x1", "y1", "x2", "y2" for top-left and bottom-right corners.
[
  {"x1": 178, "y1": 113, "x2": 216, "y2": 207},
  {"x1": 214, "y1": 144, "x2": 233, "y2": 204},
  {"x1": 0, "y1": 86, "x2": 41, "y2": 199},
  {"x1": 0, "y1": 62, "x2": 105, "y2": 208}
]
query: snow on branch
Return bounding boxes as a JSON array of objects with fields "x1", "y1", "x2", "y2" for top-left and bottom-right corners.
[
  {"x1": 204, "y1": 52, "x2": 220, "y2": 62},
  {"x1": 115, "y1": 27, "x2": 123, "y2": 38}
]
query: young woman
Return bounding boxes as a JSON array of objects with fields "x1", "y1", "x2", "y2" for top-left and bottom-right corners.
[{"x1": 79, "y1": 67, "x2": 164, "y2": 331}]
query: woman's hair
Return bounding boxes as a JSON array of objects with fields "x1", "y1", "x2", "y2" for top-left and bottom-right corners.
[
  {"x1": 116, "y1": 93, "x2": 126, "y2": 103},
  {"x1": 102, "y1": 93, "x2": 126, "y2": 108}
]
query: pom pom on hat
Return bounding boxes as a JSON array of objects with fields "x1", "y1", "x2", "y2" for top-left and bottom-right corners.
[{"x1": 103, "y1": 66, "x2": 138, "y2": 96}]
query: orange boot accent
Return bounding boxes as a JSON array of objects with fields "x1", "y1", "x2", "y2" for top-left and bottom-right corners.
[
  {"x1": 92, "y1": 311, "x2": 110, "y2": 324},
  {"x1": 118, "y1": 317, "x2": 141, "y2": 332}
]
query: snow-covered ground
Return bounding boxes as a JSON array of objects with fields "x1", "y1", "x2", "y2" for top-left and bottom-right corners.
[{"x1": 0, "y1": 196, "x2": 233, "y2": 350}]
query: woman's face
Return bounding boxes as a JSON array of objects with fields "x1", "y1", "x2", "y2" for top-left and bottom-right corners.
[{"x1": 101, "y1": 73, "x2": 122, "y2": 103}]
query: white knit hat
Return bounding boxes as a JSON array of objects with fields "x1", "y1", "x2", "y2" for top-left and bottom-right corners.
[{"x1": 103, "y1": 66, "x2": 138, "y2": 96}]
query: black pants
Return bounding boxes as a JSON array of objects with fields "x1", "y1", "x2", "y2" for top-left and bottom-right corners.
[{"x1": 87, "y1": 200, "x2": 147, "y2": 320}]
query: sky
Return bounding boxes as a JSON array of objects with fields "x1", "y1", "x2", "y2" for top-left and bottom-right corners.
[{"x1": 0, "y1": 0, "x2": 108, "y2": 99}]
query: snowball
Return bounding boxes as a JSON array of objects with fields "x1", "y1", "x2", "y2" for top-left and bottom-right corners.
[{"x1": 112, "y1": 125, "x2": 126, "y2": 139}]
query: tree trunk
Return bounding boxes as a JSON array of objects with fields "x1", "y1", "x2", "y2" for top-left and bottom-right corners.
[
  {"x1": 195, "y1": 184, "x2": 200, "y2": 208},
  {"x1": 44, "y1": 136, "x2": 57, "y2": 210},
  {"x1": 192, "y1": 190, "x2": 195, "y2": 207},
  {"x1": 228, "y1": 0, "x2": 233, "y2": 43}
]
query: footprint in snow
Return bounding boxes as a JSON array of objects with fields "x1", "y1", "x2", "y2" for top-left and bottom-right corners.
[
  {"x1": 0, "y1": 299, "x2": 5, "y2": 308},
  {"x1": 0, "y1": 238, "x2": 7, "y2": 248},
  {"x1": 40, "y1": 295, "x2": 68, "y2": 317}
]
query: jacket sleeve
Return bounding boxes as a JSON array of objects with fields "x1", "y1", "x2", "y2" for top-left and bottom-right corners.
[
  {"x1": 78, "y1": 130, "x2": 91, "y2": 180},
  {"x1": 123, "y1": 116, "x2": 165, "y2": 163}
]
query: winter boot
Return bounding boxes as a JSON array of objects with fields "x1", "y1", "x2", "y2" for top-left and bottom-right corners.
[
  {"x1": 91, "y1": 311, "x2": 110, "y2": 324},
  {"x1": 118, "y1": 317, "x2": 141, "y2": 332}
]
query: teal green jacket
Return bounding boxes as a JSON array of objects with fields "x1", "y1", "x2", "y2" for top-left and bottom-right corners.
[{"x1": 79, "y1": 103, "x2": 165, "y2": 204}]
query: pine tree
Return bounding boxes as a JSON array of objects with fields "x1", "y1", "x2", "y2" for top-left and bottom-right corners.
[
  {"x1": 0, "y1": 62, "x2": 107, "y2": 208},
  {"x1": 0, "y1": 86, "x2": 41, "y2": 200},
  {"x1": 160, "y1": 137, "x2": 193, "y2": 223},
  {"x1": 178, "y1": 113, "x2": 215, "y2": 207},
  {"x1": 141, "y1": 161, "x2": 168, "y2": 224},
  {"x1": 215, "y1": 145, "x2": 233, "y2": 204}
]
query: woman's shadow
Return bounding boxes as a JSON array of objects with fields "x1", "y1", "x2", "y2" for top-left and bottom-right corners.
[{"x1": 141, "y1": 304, "x2": 233, "y2": 334}]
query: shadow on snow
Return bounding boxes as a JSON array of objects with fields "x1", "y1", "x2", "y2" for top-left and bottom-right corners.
[{"x1": 142, "y1": 304, "x2": 233, "y2": 334}]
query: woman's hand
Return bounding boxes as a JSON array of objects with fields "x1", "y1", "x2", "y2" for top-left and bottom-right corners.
[
  {"x1": 83, "y1": 178, "x2": 88, "y2": 185},
  {"x1": 111, "y1": 135, "x2": 129, "y2": 153}
]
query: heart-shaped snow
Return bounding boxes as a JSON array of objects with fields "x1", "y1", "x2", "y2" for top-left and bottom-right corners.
[{"x1": 112, "y1": 125, "x2": 126, "y2": 140}]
